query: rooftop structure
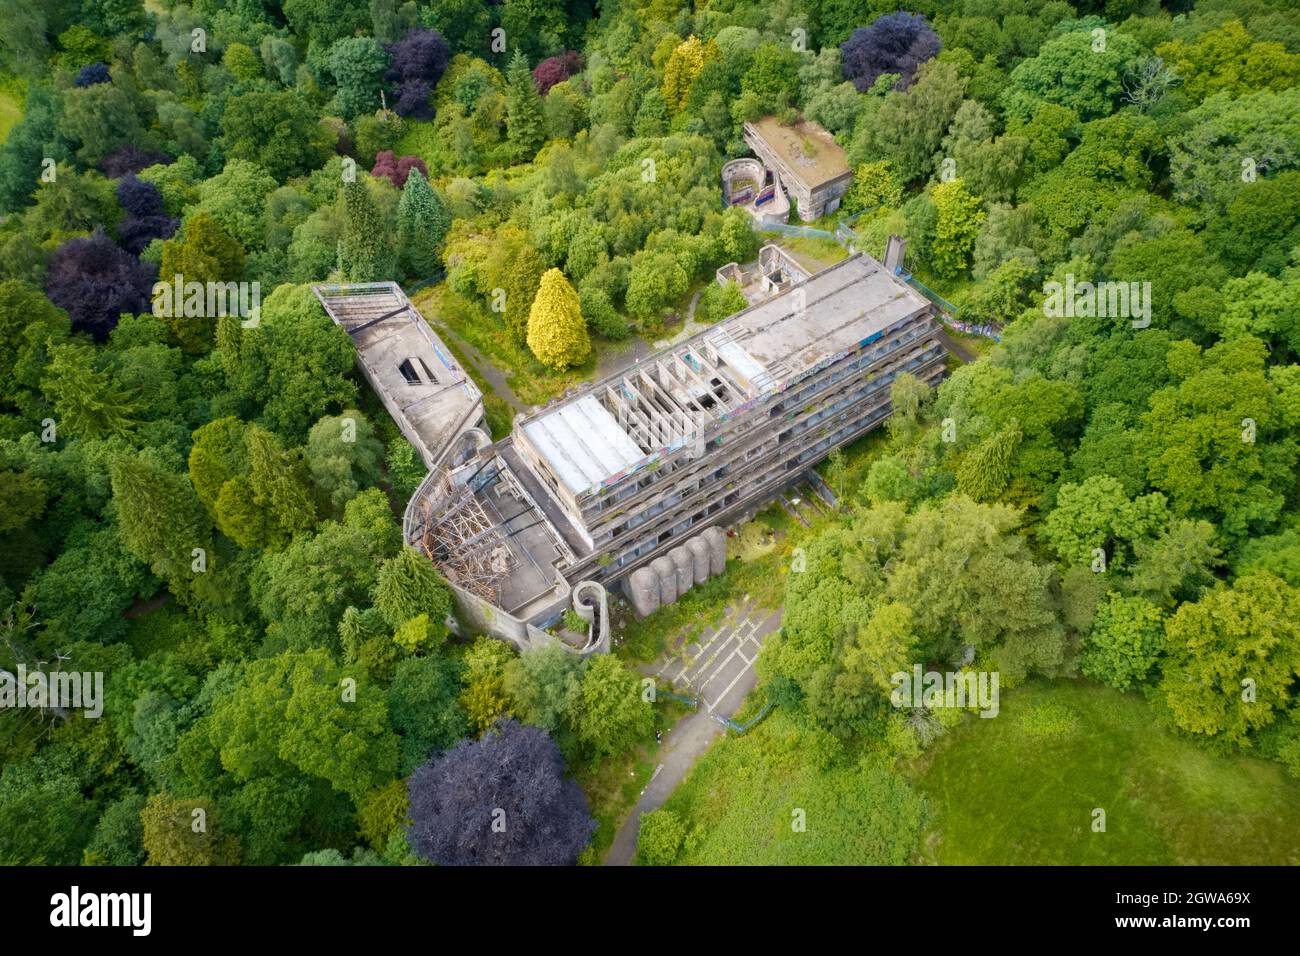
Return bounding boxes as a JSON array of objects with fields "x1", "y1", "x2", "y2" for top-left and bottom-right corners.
[
  {"x1": 312, "y1": 282, "x2": 485, "y2": 469},
  {"x1": 741, "y1": 117, "x2": 853, "y2": 222},
  {"x1": 403, "y1": 247, "x2": 947, "y2": 640},
  {"x1": 716, "y1": 244, "x2": 811, "y2": 305}
]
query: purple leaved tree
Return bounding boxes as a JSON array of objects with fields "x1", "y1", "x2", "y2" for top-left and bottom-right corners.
[
  {"x1": 385, "y1": 28, "x2": 451, "y2": 120},
  {"x1": 115, "y1": 175, "x2": 178, "y2": 254},
  {"x1": 841, "y1": 12, "x2": 942, "y2": 93},
  {"x1": 100, "y1": 145, "x2": 173, "y2": 179},
  {"x1": 533, "y1": 51, "x2": 583, "y2": 95},
  {"x1": 407, "y1": 719, "x2": 596, "y2": 866},
  {"x1": 45, "y1": 229, "x2": 155, "y2": 340}
]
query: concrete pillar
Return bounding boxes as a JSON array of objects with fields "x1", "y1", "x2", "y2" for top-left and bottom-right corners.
[
  {"x1": 650, "y1": 555, "x2": 678, "y2": 605},
  {"x1": 624, "y1": 567, "x2": 659, "y2": 617},
  {"x1": 669, "y1": 545, "x2": 694, "y2": 595},
  {"x1": 702, "y1": 526, "x2": 728, "y2": 577},
  {"x1": 686, "y1": 536, "x2": 712, "y2": 582}
]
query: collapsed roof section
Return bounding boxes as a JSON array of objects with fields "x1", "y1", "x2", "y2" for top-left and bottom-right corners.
[{"x1": 516, "y1": 254, "x2": 930, "y2": 497}]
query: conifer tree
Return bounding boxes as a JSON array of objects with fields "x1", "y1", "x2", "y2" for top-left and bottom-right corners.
[
  {"x1": 505, "y1": 50, "x2": 546, "y2": 163},
  {"x1": 395, "y1": 168, "x2": 449, "y2": 280},
  {"x1": 339, "y1": 179, "x2": 395, "y2": 281},
  {"x1": 109, "y1": 450, "x2": 214, "y2": 600},
  {"x1": 955, "y1": 423, "x2": 1022, "y2": 502},
  {"x1": 526, "y1": 268, "x2": 591, "y2": 370},
  {"x1": 40, "y1": 343, "x2": 142, "y2": 439}
]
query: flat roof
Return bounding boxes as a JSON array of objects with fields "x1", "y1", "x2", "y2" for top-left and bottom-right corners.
[
  {"x1": 726, "y1": 254, "x2": 930, "y2": 378},
  {"x1": 747, "y1": 116, "x2": 850, "y2": 191},
  {"x1": 312, "y1": 283, "x2": 482, "y2": 468},
  {"x1": 522, "y1": 394, "x2": 645, "y2": 495}
]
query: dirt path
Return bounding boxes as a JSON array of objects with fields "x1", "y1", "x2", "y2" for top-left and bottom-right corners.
[{"x1": 430, "y1": 320, "x2": 529, "y2": 414}]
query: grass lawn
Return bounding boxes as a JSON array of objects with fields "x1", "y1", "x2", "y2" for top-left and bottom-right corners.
[
  {"x1": 657, "y1": 709, "x2": 924, "y2": 865},
  {"x1": 412, "y1": 284, "x2": 589, "y2": 409},
  {"x1": 910, "y1": 680, "x2": 1300, "y2": 865},
  {"x1": 0, "y1": 82, "x2": 23, "y2": 145}
]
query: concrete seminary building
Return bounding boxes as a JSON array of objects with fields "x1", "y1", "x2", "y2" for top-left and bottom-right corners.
[{"x1": 313, "y1": 242, "x2": 946, "y2": 656}]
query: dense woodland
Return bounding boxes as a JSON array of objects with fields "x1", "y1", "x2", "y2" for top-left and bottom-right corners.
[{"x1": 0, "y1": 0, "x2": 1298, "y2": 866}]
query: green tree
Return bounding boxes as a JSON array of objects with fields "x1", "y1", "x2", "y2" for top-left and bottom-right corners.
[
  {"x1": 1159, "y1": 573, "x2": 1300, "y2": 743},
  {"x1": 843, "y1": 160, "x2": 904, "y2": 215},
  {"x1": 526, "y1": 267, "x2": 590, "y2": 369},
  {"x1": 572, "y1": 654, "x2": 653, "y2": 759},
  {"x1": 157, "y1": 213, "x2": 247, "y2": 352},
  {"x1": 251, "y1": 490, "x2": 400, "y2": 651},
  {"x1": 388, "y1": 655, "x2": 467, "y2": 772},
  {"x1": 328, "y1": 36, "x2": 389, "y2": 119},
  {"x1": 372, "y1": 546, "x2": 453, "y2": 634},
  {"x1": 395, "y1": 168, "x2": 450, "y2": 280},
  {"x1": 1002, "y1": 26, "x2": 1141, "y2": 121},
  {"x1": 220, "y1": 90, "x2": 335, "y2": 181},
  {"x1": 505, "y1": 50, "x2": 546, "y2": 163},
  {"x1": 305, "y1": 409, "x2": 384, "y2": 512},
  {"x1": 109, "y1": 450, "x2": 215, "y2": 605},
  {"x1": 339, "y1": 179, "x2": 396, "y2": 281},
  {"x1": 41, "y1": 343, "x2": 141, "y2": 440},
  {"x1": 1081, "y1": 593, "x2": 1165, "y2": 691},
  {"x1": 141, "y1": 794, "x2": 240, "y2": 866},
  {"x1": 459, "y1": 636, "x2": 514, "y2": 734},
  {"x1": 1140, "y1": 336, "x2": 1299, "y2": 540},
  {"x1": 929, "y1": 179, "x2": 985, "y2": 278},
  {"x1": 503, "y1": 643, "x2": 584, "y2": 739},
  {"x1": 636, "y1": 808, "x2": 686, "y2": 865}
]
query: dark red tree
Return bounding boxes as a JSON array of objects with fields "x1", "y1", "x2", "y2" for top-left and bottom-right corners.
[
  {"x1": 533, "y1": 51, "x2": 583, "y2": 95},
  {"x1": 115, "y1": 175, "x2": 178, "y2": 254},
  {"x1": 407, "y1": 719, "x2": 596, "y2": 866},
  {"x1": 370, "y1": 150, "x2": 428, "y2": 188},
  {"x1": 74, "y1": 62, "x2": 111, "y2": 87},
  {"x1": 385, "y1": 28, "x2": 451, "y2": 120},
  {"x1": 44, "y1": 229, "x2": 155, "y2": 340},
  {"x1": 99, "y1": 145, "x2": 173, "y2": 179},
  {"x1": 841, "y1": 12, "x2": 942, "y2": 92}
]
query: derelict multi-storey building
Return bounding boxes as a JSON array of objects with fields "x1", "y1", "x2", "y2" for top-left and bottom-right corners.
[{"x1": 393, "y1": 249, "x2": 947, "y2": 649}]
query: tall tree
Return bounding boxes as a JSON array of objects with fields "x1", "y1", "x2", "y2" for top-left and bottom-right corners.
[
  {"x1": 526, "y1": 268, "x2": 590, "y2": 369},
  {"x1": 1159, "y1": 573, "x2": 1300, "y2": 743},
  {"x1": 505, "y1": 50, "x2": 546, "y2": 163},
  {"x1": 339, "y1": 179, "x2": 395, "y2": 282},
  {"x1": 395, "y1": 168, "x2": 449, "y2": 279}
]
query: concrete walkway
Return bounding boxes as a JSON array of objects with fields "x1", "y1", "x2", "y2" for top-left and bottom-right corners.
[{"x1": 604, "y1": 605, "x2": 782, "y2": 866}]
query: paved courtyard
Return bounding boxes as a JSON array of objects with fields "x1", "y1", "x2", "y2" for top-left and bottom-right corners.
[
  {"x1": 651, "y1": 599, "x2": 778, "y2": 717},
  {"x1": 605, "y1": 599, "x2": 782, "y2": 866}
]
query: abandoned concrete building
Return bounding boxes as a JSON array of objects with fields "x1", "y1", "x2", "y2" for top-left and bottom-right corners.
[
  {"x1": 311, "y1": 282, "x2": 486, "y2": 470},
  {"x1": 715, "y1": 243, "x2": 811, "y2": 305},
  {"x1": 314, "y1": 246, "x2": 945, "y2": 653},
  {"x1": 727, "y1": 116, "x2": 853, "y2": 223}
]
